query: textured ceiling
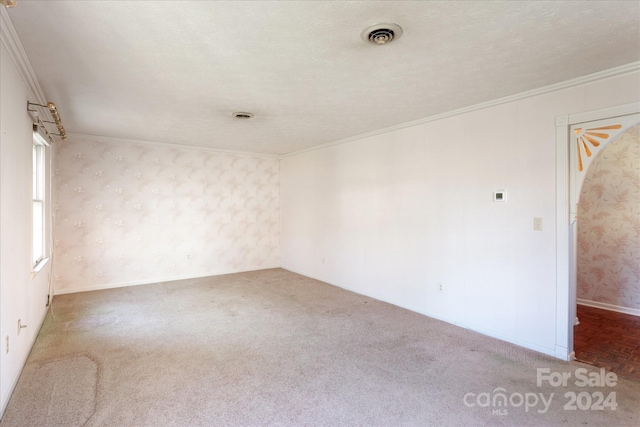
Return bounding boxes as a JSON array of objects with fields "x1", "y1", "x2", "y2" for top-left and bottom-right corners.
[{"x1": 6, "y1": 1, "x2": 640, "y2": 155}]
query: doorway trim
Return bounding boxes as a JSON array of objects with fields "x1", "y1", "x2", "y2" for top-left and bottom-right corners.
[{"x1": 555, "y1": 101, "x2": 640, "y2": 361}]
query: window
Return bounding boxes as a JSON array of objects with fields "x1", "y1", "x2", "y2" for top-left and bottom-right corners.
[{"x1": 32, "y1": 138, "x2": 46, "y2": 268}]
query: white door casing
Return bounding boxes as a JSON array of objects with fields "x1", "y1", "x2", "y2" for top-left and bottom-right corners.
[{"x1": 555, "y1": 102, "x2": 640, "y2": 361}]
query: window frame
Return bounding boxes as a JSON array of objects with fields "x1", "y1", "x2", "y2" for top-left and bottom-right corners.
[{"x1": 32, "y1": 133, "x2": 48, "y2": 271}]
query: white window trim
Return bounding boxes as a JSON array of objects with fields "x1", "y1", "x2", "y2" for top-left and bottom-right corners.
[{"x1": 32, "y1": 133, "x2": 48, "y2": 274}]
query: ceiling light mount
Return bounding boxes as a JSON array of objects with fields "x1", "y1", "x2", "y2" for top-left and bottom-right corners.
[
  {"x1": 361, "y1": 23, "x2": 403, "y2": 45},
  {"x1": 232, "y1": 112, "x2": 254, "y2": 120}
]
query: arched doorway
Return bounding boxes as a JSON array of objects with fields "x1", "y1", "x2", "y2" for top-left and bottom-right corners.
[
  {"x1": 554, "y1": 103, "x2": 639, "y2": 362},
  {"x1": 573, "y1": 123, "x2": 640, "y2": 378}
]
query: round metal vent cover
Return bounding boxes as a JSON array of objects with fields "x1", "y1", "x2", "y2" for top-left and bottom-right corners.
[
  {"x1": 232, "y1": 112, "x2": 254, "y2": 119},
  {"x1": 361, "y1": 23, "x2": 403, "y2": 45}
]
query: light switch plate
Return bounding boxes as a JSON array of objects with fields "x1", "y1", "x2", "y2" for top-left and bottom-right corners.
[{"x1": 534, "y1": 217, "x2": 543, "y2": 231}]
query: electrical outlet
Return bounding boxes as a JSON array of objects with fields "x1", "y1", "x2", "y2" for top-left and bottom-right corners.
[
  {"x1": 438, "y1": 282, "x2": 444, "y2": 293},
  {"x1": 533, "y1": 217, "x2": 543, "y2": 231}
]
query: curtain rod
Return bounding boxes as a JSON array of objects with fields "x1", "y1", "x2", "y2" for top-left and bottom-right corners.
[{"x1": 27, "y1": 101, "x2": 67, "y2": 140}]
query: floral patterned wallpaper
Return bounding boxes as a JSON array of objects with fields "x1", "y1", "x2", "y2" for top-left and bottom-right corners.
[
  {"x1": 577, "y1": 124, "x2": 640, "y2": 310},
  {"x1": 53, "y1": 138, "x2": 280, "y2": 293}
]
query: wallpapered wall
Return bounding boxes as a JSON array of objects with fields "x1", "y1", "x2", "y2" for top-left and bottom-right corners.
[
  {"x1": 577, "y1": 124, "x2": 640, "y2": 310},
  {"x1": 53, "y1": 138, "x2": 280, "y2": 293}
]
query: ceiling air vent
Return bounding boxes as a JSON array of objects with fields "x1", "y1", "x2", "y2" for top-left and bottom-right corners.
[
  {"x1": 361, "y1": 23, "x2": 403, "y2": 45},
  {"x1": 232, "y1": 112, "x2": 254, "y2": 119}
]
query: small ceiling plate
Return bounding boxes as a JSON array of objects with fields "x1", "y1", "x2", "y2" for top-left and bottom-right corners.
[
  {"x1": 232, "y1": 112, "x2": 254, "y2": 119},
  {"x1": 361, "y1": 23, "x2": 403, "y2": 45}
]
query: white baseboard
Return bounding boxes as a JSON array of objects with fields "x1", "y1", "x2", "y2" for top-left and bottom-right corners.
[
  {"x1": 54, "y1": 265, "x2": 281, "y2": 295},
  {"x1": 280, "y1": 266, "x2": 560, "y2": 360},
  {"x1": 577, "y1": 299, "x2": 640, "y2": 317},
  {"x1": 553, "y1": 346, "x2": 573, "y2": 361}
]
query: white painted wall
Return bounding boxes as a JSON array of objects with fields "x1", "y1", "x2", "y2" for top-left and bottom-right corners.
[
  {"x1": 281, "y1": 72, "x2": 640, "y2": 357},
  {"x1": 0, "y1": 42, "x2": 51, "y2": 414}
]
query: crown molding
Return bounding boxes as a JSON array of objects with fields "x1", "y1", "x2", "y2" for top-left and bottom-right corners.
[
  {"x1": 67, "y1": 133, "x2": 280, "y2": 159},
  {"x1": 282, "y1": 61, "x2": 640, "y2": 158},
  {"x1": 0, "y1": 6, "x2": 47, "y2": 104},
  {"x1": 2, "y1": 4, "x2": 637, "y2": 159}
]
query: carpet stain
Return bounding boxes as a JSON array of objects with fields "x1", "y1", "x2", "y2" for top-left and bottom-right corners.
[
  {"x1": 1, "y1": 354, "x2": 99, "y2": 427},
  {"x1": 64, "y1": 314, "x2": 118, "y2": 332}
]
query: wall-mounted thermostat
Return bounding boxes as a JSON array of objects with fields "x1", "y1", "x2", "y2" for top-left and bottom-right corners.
[{"x1": 493, "y1": 190, "x2": 506, "y2": 202}]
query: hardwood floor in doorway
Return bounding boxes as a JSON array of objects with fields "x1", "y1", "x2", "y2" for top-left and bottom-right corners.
[{"x1": 574, "y1": 304, "x2": 640, "y2": 382}]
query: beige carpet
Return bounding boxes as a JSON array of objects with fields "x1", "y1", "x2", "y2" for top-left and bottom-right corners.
[{"x1": 1, "y1": 268, "x2": 639, "y2": 426}]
